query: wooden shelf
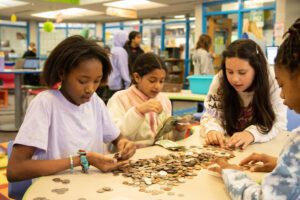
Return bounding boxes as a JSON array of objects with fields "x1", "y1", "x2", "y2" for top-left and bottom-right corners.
[{"x1": 164, "y1": 58, "x2": 185, "y2": 84}]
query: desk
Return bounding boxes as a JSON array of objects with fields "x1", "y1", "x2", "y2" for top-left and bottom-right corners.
[
  {"x1": 163, "y1": 90, "x2": 206, "y2": 102},
  {"x1": 23, "y1": 130, "x2": 291, "y2": 200},
  {"x1": 0, "y1": 69, "x2": 42, "y2": 131}
]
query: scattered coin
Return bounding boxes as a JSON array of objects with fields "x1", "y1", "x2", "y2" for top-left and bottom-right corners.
[
  {"x1": 97, "y1": 186, "x2": 113, "y2": 193},
  {"x1": 96, "y1": 188, "x2": 105, "y2": 193},
  {"x1": 168, "y1": 192, "x2": 175, "y2": 196},
  {"x1": 51, "y1": 188, "x2": 69, "y2": 195},
  {"x1": 52, "y1": 178, "x2": 61, "y2": 182},
  {"x1": 77, "y1": 198, "x2": 87, "y2": 200},
  {"x1": 178, "y1": 193, "x2": 184, "y2": 197},
  {"x1": 33, "y1": 197, "x2": 49, "y2": 200},
  {"x1": 103, "y1": 187, "x2": 113, "y2": 191},
  {"x1": 61, "y1": 179, "x2": 70, "y2": 184},
  {"x1": 114, "y1": 152, "x2": 122, "y2": 161}
]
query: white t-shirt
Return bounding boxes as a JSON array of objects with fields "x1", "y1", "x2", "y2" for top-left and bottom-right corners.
[
  {"x1": 14, "y1": 90, "x2": 120, "y2": 160},
  {"x1": 192, "y1": 48, "x2": 214, "y2": 75}
]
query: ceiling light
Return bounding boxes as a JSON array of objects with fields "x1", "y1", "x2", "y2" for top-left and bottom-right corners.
[
  {"x1": 0, "y1": 0, "x2": 28, "y2": 9},
  {"x1": 103, "y1": 0, "x2": 167, "y2": 10},
  {"x1": 80, "y1": 0, "x2": 112, "y2": 5},
  {"x1": 32, "y1": 8, "x2": 102, "y2": 19},
  {"x1": 244, "y1": 0, "x2": 274, "y2": 6},
  {"x1": 174, "y1": 15, "x2": 185, "y2": 19}
]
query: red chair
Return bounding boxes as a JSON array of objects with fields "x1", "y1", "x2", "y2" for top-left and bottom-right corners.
[{"x1": 0, "y1": 74, "x2": 15, "y2": 89}]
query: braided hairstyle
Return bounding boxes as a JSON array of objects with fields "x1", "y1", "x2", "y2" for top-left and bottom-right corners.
[{"x1": 275, "y1": 18, "x2": 300, "y2": 72}]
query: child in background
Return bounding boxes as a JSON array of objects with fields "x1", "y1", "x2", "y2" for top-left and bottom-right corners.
[
  {"x1": 124, "y1": 31, "x2": 144, "y2": 75},
  {"x1": 7, "y1": 35, "x2": 136, "y2": 182},
  {"x1": 107, "y1": 53, "x2": 186, "y2": 148},
  {"x1": 201, "y1": 39, "x2": 287, "y2": 149},
  {"x1": 108, "y1": 31, "x2": 131, "y2": 95},
  {"x1": 209, "y1": 18, "x2": 300, "y2": 200},
  {"x1": 192, "y1": 34, "x2": 214, "y2": 75}
]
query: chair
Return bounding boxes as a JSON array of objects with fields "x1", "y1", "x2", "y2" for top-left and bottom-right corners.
[
  {"x1": 287, "y1": 109, "x2": 300, "y2": 131},
  {"x1": 0, "y1": 89, "x2": 8, "y2": 108},
  {"x1": 7, "y1": 141, "x2": 32, "y2": 200}
]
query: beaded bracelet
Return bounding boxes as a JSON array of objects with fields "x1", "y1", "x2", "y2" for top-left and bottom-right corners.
[
  {"x1": 69, "y1": 155, "x2": 74, "y2": 174},
  {"x1": 77, "y1": 150, "x2": 89, "y2": 173}
]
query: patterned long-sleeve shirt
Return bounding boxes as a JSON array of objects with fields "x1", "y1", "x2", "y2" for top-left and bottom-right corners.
[{"x1": 222, "y1": 133, "x2": 300, "y2": 200}]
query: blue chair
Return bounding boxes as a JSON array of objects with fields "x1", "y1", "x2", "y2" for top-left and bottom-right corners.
[
  {"x1": 287, "y1": 109, "x2": 300, "y2": 131},
  {"x1": 7, "y1": 141, "x2": 32, "y2": 200}
]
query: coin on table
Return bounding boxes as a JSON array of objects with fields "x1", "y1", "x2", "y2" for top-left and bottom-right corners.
[
  {"x1": 178, "y1": 193, "x2": 185, "y2": 197},
  {"x1": 61, "y1": 179, "x2": 70, "y2": 184},
  {"x1": 56, "y1": 188, "x2": 68, "y2": 195},
  {"x1": 33, "y1": 197, "x2": 49, "y2": 200},
  {"x1": 114, "y1": 152, "x2": 122, "y2": 161},
  {"x1": 97, "y1": 188, "x2": 105, "y2": 193},
  {"x1": 103, "y1": 186, "x2": 113, "y2": 191},
  {"x1": 52, "y1": 178, "x2": 61, "y2": 182},
  {"x1": 163, "y1": 187, "x2": 172, "y2": 191},
  {"x1": 77, "y1": 198, "x2": 87, "y2": 200},
  {"x1": 167, "y1": 192, "x2": 175, "y2": 196}
]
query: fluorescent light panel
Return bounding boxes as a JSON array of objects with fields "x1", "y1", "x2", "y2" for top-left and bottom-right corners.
[
  {"x1": 174, "y1": 15, "x2": 185, "y2": 19},
  {"x1": 32, "y1": 8, "x2": 102, "y2": 19},
  {"x1": 0, "y1": 0, "x2": 28, "y2": 9},
  {"x1": 103, "y1": 0, "x2": 167, "y2": 10},
  {"x1": 80, "y1": 0, "x2": 113, "y2": 5}
]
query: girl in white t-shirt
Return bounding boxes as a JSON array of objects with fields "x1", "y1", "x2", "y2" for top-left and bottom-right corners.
[{"x1": 7, "y1": 35, "x2": 136, "y2": 182}]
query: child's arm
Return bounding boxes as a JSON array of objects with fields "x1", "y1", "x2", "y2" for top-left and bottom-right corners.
[
  {"x1": 111, "y1": 134, "x2": 136, "y2": 160},
  {"x1": 107, "y1": 95, "x2": 146, "y2": 140},
  {"x1": 243, "y1": 74, "x2": 287, "y2": 143},
  {"x1": 200, "y1": 73, "x2": 226, "y2": 146},
  {"x1": 211, "y1": 135, "x2": 300, "y2": 200},
  {"x1": 200, "y1": 73, "x2": 225, "y2": 134},
  {"x1": 7, "y1": 144, "x2": 128, "y2": 182},
  {"x1": 7, "y1": 144, "x2": 80, "y2": 182}
]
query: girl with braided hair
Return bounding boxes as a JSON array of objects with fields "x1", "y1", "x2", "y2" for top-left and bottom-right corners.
[{"x1": 209, "y1": 18, "x2": 300, "y2": 200}]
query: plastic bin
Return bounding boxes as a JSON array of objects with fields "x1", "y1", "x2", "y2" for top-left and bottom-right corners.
[{"x1": 188, "y1": 75, "x2": 214, "y2": 94}]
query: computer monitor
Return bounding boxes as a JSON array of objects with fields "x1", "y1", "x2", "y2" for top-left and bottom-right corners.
[
  {"x1": 23, "y1": 58, "x2": 40, "y2": 69},
  {"x1": 266, "y1": 46, "x2": 278, "y2": 65}
]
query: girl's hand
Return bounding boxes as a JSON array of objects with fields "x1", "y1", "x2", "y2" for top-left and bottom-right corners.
[
  {"x1": 175, "y1": 117, "x2": 190, "y2": 132},
  {"x1": 209, "y1": 158, "x2": 243, "y2": 174},
  {"x1": 116, "y1": 138, "x2": 136, "y2": 160},
  {"x1": 227, "y1": 131, "x2": 254, "y2": 150},
  {"x1": 205, "y1": 131, "x2": 226, "y2": 148},
  {"x1": 87, "y1": 152, "x2": 128, "y2": 172},
  {"x1": 239, "y1": 153, "x2": 277, "y2": 172},
  {"x1": 136, "y1": 99, "x2": 163, "y2": 114}
]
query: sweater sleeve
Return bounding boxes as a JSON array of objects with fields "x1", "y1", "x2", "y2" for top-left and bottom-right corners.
[
  {"x1": 221, "y1": 134, "x2": 300, "y2": 200},
  {"x1": 107, "y1": 94, "x2": 145, "y2": 141},
  {"x1": 200, "y1": 73, "x2": 226, "y2": 135},
  {"x1": 244, "y1": 72, "x2": 287, "y2": 143}
]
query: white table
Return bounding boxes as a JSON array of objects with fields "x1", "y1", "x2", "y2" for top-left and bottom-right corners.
[
  {"x1": 23, "y1": 130, "x2": 292, "y2": 200},
  {"x1": 0, "y1": 69, "x2": 42, "y2": 131}
]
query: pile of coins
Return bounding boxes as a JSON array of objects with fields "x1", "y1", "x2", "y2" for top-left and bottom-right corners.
[{"x1": 112, "y1": 146, "x2": 234, "y2": 196}]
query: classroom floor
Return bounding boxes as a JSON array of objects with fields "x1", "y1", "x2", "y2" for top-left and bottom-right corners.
[{"x1": 0, "y1": 95, "x2": 17, "y2": 143}]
